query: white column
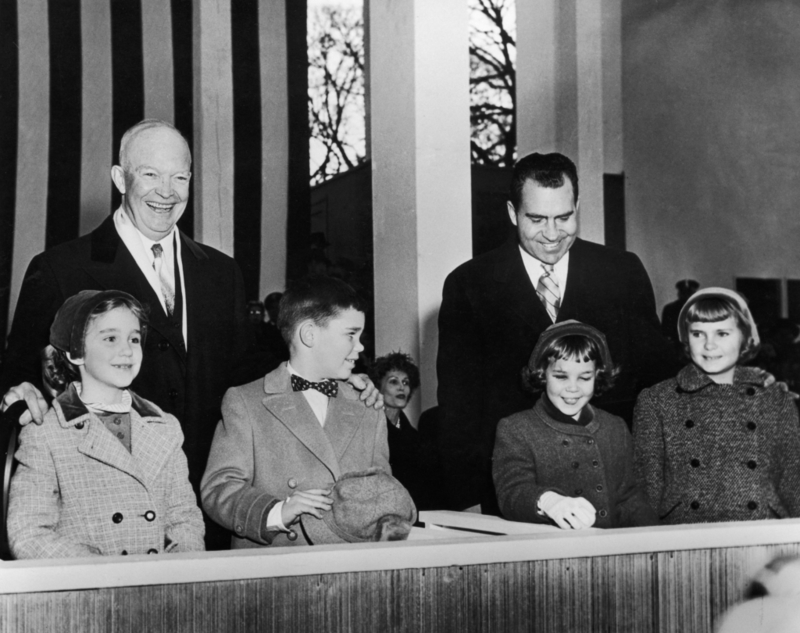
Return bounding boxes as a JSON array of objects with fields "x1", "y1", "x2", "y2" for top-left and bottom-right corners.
[
  {"x1": 369, "y1": 0, "x2": 472, "y2": 418},
  {"x1": 517, "y1": 0, "x2": 622, "y2": 245},
  {"x1": 79, "y1": 0, "x2": 113, "y2": 236},
  {"x1": 142, "y1": 0, "x2": 175, "y2": 123},
  {"x1": 10, "y1": 0, "x2": 50, "y2": 331},
  {"x1": 258, "y1": 0, "x2": 289, "y2": 295},
  {"x1": 193, "y1": 0, "x2": 235, "y2": 256}
]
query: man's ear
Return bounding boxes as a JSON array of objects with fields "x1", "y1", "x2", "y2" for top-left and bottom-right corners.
[
  {"x1": 507, "y1": 201, "x2": 518, "y2": 226},
  {"x1": 111, "y1": 165, "x2": 126, "y2": 195},
  {"x1": 575, "y1": 197, "x2": 581, "y2": 214},
  {"x1": 297, "y1": 320, "x2": 316, "y2": 349},
  {"x1": 66, "y1": 352, "x2": 85, "y2": 366}
]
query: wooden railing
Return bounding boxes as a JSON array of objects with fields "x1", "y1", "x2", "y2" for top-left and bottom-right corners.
[{"x1": 1, "y1": 513, "x2": 798, "y2": 632}]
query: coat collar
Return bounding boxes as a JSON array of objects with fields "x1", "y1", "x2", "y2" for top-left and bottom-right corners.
[
  {"x1": 56, "y1": 383, "x2": 163, "y2": 426},
  {"x1": 676, "y1": 362, "x2": 765, "y2": 393},
  {"x1": 51, "y1": 384, "x2": 176, "y2": 489},
  {"x1": 533, "y1": 396, "x2": 600, "y2": 436},
  {"x1": 90, "y1": 214, "x2": 207, "y2": 264},
  {"x1": 260, "y1": 363, "x2": 367, "y2": 479}
]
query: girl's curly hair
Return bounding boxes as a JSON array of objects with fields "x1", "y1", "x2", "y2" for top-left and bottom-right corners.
[
  {"x1": 522, "y1": 334, "x2": 620, "y2": 396},
  {"x1": 370, "y1": 351, "x2": 421, "y2": 393}
]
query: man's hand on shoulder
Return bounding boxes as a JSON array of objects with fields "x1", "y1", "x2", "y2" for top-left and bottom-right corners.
[
  {"x1": 1, "y1": 382, "x2": 47, "y2": 425},
  {"x1": 347, "y1": 374, "x2": 385, "y2": 410}
]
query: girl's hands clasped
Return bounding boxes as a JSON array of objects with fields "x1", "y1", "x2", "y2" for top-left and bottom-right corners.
[
  {"x1": 280, "y1": 488, "x2": 333, "y2": 526},
  {"x1": 538, "y1": 491, "x2": 597, "y2": 530}
]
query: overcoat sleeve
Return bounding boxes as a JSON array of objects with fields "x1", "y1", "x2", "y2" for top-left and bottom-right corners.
[
  {"x1": 492, "y1": 416, "x2": 563, "y2": 524},
  {"x1": 774, "y1": 393, "x2": 800, "y2": 517},
  {"x1": 436, "y1": 270, "x2": 491, "y2": 509},
  {"x1": 613, "y1": 423, "x2": 660, "y2": 527},
  {"x1": 0, "y1": 255, "x2": 65, "y2": 395},
  {"x1": 632, "y1": 388, "x2": 666, "y2": 514},
  {"x1": 8, "y1": 421, "x2": 102, "y2": 559},
  {"x1": 200, "y1": 387, "x2": 280, "y2": 546}
]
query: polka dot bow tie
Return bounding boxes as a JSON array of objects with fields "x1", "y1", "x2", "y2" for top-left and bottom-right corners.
[{"x1": 290, "y1": 374, "x2": 339, "y2": 398}]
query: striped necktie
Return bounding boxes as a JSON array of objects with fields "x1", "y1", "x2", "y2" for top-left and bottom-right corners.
[
  {"x1": 537, "y1": 263, "x2": 560, "y2": 323},
  {"x1": 152, "y1": 243, "x2": 175, "y2": 316}
]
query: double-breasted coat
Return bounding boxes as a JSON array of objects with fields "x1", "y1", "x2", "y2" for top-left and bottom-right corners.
[
  {"x1": 633, "y1": 364, "x2": 800, "y2": 524},
  {"x1": 200, "y1": 364, "x2": 390, "y2": 548},
  {"x1": 493, "y1": 398, "x2": 658, "y2": 529},
  {"x1": 8, "y1": 385, "x2": 205, "y2": 559}
]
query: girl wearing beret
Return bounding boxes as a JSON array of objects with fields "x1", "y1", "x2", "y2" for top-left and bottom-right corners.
[
  {"x1": 493, "y1": 320, "x2": 657, "y2": 530},
  {"x1": 634, "y1": 287, "x2": 800, "y2": 525},
  {"x1": 8, "y1": 290, "x2": 204, "y2": 558}
]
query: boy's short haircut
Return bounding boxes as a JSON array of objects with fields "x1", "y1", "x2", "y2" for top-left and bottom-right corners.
[
  {"x1": 278, "y1": 276, "x2": 366, "y2": 344},
  {"x1": 523, "y1": 333, "x2": 619, "y2": 396},
  {"x1": 49, "y1": 291, "x2": 148, "y2": 392},
  {"x1": 680, "y1": 296, "x2": 760, "y2": 363}
]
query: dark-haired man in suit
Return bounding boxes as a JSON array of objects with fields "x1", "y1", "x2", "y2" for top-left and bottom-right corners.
[{"x1": 437, "y1": 152, "x2": 677, "y2": 514}]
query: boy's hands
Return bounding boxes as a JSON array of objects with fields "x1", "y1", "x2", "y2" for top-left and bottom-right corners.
[
  {"x1": 538, "y1": 491, "x2": 596, "y2": 530},
  {"x1": 1, "y1": 382, "x2": 47, "y2": 425},
  {"x1": 280, "y1": 488, "x2": 333, "y2": 526},
  {"x1": 347, "y1": 374, "x2": 385, "y2": 409}
]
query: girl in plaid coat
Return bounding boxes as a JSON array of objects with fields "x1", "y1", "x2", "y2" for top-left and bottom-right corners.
[
  {"x1": 8, "y1": 290, "x2": 204, "y2": 558},
  {"x1": 634, "y1": 287, "x2": 800, "y2": 525}
]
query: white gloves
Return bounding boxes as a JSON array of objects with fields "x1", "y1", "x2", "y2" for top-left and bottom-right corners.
[{"x1": 538, "y1": 491, "x2": 596, "y2": 530}]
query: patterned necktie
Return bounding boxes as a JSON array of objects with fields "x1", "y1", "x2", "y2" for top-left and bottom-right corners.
[
  {"x1": 291, "y1": 374, "x2": 339, "y2": 398},
  {"x1": 537, "y1": 263, "x2": 560, "y2": 323},
  {"x1": 152, "y1": 243, "x2": 175, "y2": 316}
]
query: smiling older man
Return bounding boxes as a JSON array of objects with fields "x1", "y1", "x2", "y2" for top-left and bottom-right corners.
[
  {"x1": 436, "y1": 152, "x2": 677, "y2": 515},
  {"x1": 0, "y1": 120, "x2": 380, "y2": 549}
]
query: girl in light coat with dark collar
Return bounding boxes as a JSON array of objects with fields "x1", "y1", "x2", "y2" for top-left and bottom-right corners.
[
  {"x1": 8, "y1": 290, "x2": 204, "y2": 558},
  {"x1": 634, "y1": 287, "x2": 800, "y2": 525}
]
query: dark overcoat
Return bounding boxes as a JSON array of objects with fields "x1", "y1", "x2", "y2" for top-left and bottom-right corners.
[
  {"x1": 633, "y1": 363, "x2": 800, "y2": 524},
  {"x1": 493, "y1": 398, "x2": 658, "y2": 529},
  {"x1": 0, "y1": 216, "x2": 270, "y2": 492},
  {"x1": 436, "y1": 237, "x2": 676, "y2": 511}
]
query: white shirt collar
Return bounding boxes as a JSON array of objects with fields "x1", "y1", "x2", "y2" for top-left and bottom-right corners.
[{"x1": 518, "y1": 246, "x2": 570, "y2": 297}]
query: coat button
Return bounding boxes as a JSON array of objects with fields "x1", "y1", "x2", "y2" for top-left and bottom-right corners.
[
  {"x1": 595, "y1": 485, "x2": 603, "y2": 492},
  {"x1": 147, "y1": 548, "x2": 158, "y2": 554},
  {"x1": 287, "y1": 478, "x2": 298, "y2": 489},
  {"x1": 144, "y1": 510, "x2": 156, "y2": 522},
  {"x1": 592, "y1": 460, "x2": 599, "y2": 468},
  {"x1": 571, "y1": 461, "x2": 580, "y2": 469},
  {"x1": 169, "y1": 389, "x2": 178, "y2": 398},
  {"x1": 746, "y1": 387, "x2": 756, "y2": 396},
  {"x1": 685, "y1": 419, "x2": 694, "y2": 429},
  {"x1": 747, "y1": 460, "x2": 757, "y2": 470},
  {"x1": 747, "y1": 422, "x2": 757, "y2": 431},
  {"x1": 121, "y1": 550, "x2": 128, "y2": 555},
  {"x1": 562, "y1": 439, "x2": 570, "y2": 446},
  {"x1": 690, "y1": 501, "x2": 700, "y2": 510},
  {"x1": 748, "y1": 501, "x2": 758, "y2": 510},
  {"x1": 75, "y1": 422, "x2": 85, "y2": 430},
  {"x1": 587, "y1": 439, "x2": 595, "y2": 445},
  {"x1": 112, "y1": 512, "x2": 123, "y2": 524},
  {"x1": 598, "y1": 510, "x2": 608, "y2": 518},
  {"x1": 574, "y1": 489, "x2": 583, "y2": 495},
  {"x1": 235, "y1": 524, "x2": 243, "y2": 533},
  {"x1": 158, "y1": 340, "x2": 170, "y2": 352},
  {"x1": 690, "y1": 459, "x2": 700, "y2": 468},
  {"x1": 287, "y1": 530, "x2": 298, "y2": 541}
]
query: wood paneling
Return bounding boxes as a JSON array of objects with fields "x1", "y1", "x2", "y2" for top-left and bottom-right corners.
[{"x1": 3, "y1": 542, "x2": 800, "y2": 632}]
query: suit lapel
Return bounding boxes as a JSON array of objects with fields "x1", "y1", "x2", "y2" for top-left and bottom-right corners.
[
  {"x1": 78, "y1": 417, "x2": 145, "y2": 486},
  {"x1": 556, "y1": 238, "x2": 585, "y2": 322},
  {"x1": 179, "y1": 231, "x2": 209, "y2": 356},
  {"x1": 83, "y1": 216, "x2": 186, "y2": 361},
  {"x1": 263, "y1": 394, "x2": 341, "y2": 479},
  {"x1": 494, "y1": 241, "x2": 553, "y2": 331},
  {"x1": 130, "y1": 412, "x2": 176, "y2": 489},
  {"x1": 323, "y1": 393, "x2": 366, "y2": 466}
]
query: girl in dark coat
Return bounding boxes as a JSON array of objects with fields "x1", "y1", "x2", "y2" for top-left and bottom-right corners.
[
  {"x1": 493, "y1": 321, "x2": 658, "y2": 530},
  {"x1": 634, "y1": 287, "x2": 800, "y2": 525}
]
